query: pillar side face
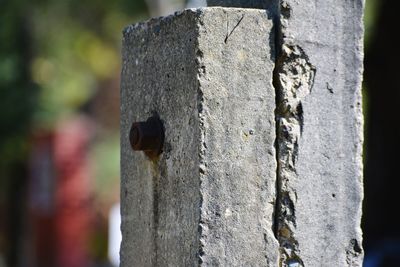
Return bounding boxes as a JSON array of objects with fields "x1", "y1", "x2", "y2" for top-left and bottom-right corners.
[
  {"x1": 121, "y1": 10, "x2": 201, "y2": 267},
  {"x1": 275, "y1": 1, "x2": 365, "y2": 266},
  {"x1": 121, "y1": 7, "x2": 278, "y2": 266},
  {"x1": 197, "y1": 8, "x2": 278, "y2": 266}
]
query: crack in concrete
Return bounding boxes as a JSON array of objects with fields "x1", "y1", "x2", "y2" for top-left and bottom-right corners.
[
  {"x1": 203, "y1": 3, "x2": 317, "y2": 265},
  {"x1": 272, "y1": 2, "x2": 316, "y2": 266},
  {"x1": 224, "y1": 13, "x2": 245, "y2": 43}
]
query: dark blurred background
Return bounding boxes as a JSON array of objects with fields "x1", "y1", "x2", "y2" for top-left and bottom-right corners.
[
  {"x1": 363, "y1": 0, "x2": 400, "y2": 266},
  {"x1": 0, "y1": 0, "x2": 398, "y2": 266}
]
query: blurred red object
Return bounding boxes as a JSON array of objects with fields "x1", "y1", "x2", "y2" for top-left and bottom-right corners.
[
  {"x1": 29, "y1": 132, "x2": 56, "y2": 267},
  {"x1": 29, "y1": 115, "x2": 94, "y2": 267}
]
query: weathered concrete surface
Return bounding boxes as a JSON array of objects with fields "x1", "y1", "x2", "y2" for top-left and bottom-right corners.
[
  {"x1": 121, "y1": 10, "x2": 200, "y2": 266},
  {"x1": 274, "y1": 1, "x2": 364, "y2": 266},
  {"x1": 212, "y1": 0, "x2": 364, "y2": 266},
  {"x1": 122, "y1": 1, "x2": 364, "y2": 266},
  {"x1": 120, "y1": 7, "x2": 278, "y2": 266}
]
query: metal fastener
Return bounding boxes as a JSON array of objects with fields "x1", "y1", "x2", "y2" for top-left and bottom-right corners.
[{"x1": 129, "y1": 116, "x2": 164, "y2": 157}]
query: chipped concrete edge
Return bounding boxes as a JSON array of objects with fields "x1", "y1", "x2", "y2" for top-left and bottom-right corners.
[
  {"x1": 273, "y1": 43, "x2": 316, "y2": 266},
  {"x1": 272, "y1": 2, "x2": 316, "y2": 266},
  {"x1": 194, "y1": 10, "x2": 207, "y2": 265}
]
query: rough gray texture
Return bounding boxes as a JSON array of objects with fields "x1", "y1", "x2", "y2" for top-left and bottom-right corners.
[
  {"x1": 121, "y1": 10, "x2": 200, "y2": 266},
  {"x1": 274, "y1": 1, "x2": 364, "y2": 266},
  {"x1": 121, "y1": 1, "x2": 364, "y2": 265},
  {"x1": 274, "y1": 43, "x2": 316, "y2": 266},
  {"x1": 120, "y1": 7, "x2": 278, "y2": 266},
  {"x1": 207, "y1": 0, "x2": 364, "y2": 266},
  {"x1": 197, "y1": 9, "x2": 278, "y2": 266}
]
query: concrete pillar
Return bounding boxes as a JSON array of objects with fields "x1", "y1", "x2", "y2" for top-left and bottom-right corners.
[
  {"x1": 121, "y1": 1, "x2": 364, "y2": 266},
  {"x1": 121, "y1": 8, "x2": 278, "y2": 266}
]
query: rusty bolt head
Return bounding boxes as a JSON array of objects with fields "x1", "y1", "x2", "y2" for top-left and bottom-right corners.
[{"x1": 129, "y1": 116, "x2": 164, "y2": 157}]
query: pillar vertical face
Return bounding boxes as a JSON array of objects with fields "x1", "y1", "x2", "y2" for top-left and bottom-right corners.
[
  {"x1": 196, "y1": 9, "x2": 278, "y2": 266},
  {"x1": 120, "y1": 7, "x2": 278, "y2": 266},
  {"x1": 120, "y1": 10, "x2": 201, "y2": 267},
  {"x1": 272, "y1": 0, "x2": 364, "y2": 266}
]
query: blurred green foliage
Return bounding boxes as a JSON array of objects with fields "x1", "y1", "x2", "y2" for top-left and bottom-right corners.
[
  {"x1": 1, "y1": 0, "x2": 148, "y2": 262},
  {"x1": 30, "y1": 0, "x2": 148, "y2": 128},
  {"x1": 90, "y1": 133, "x2": 120, "y2": 201},
  {"x1": 0, "y1": 0, "x2": 148, "y2": 189}
]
